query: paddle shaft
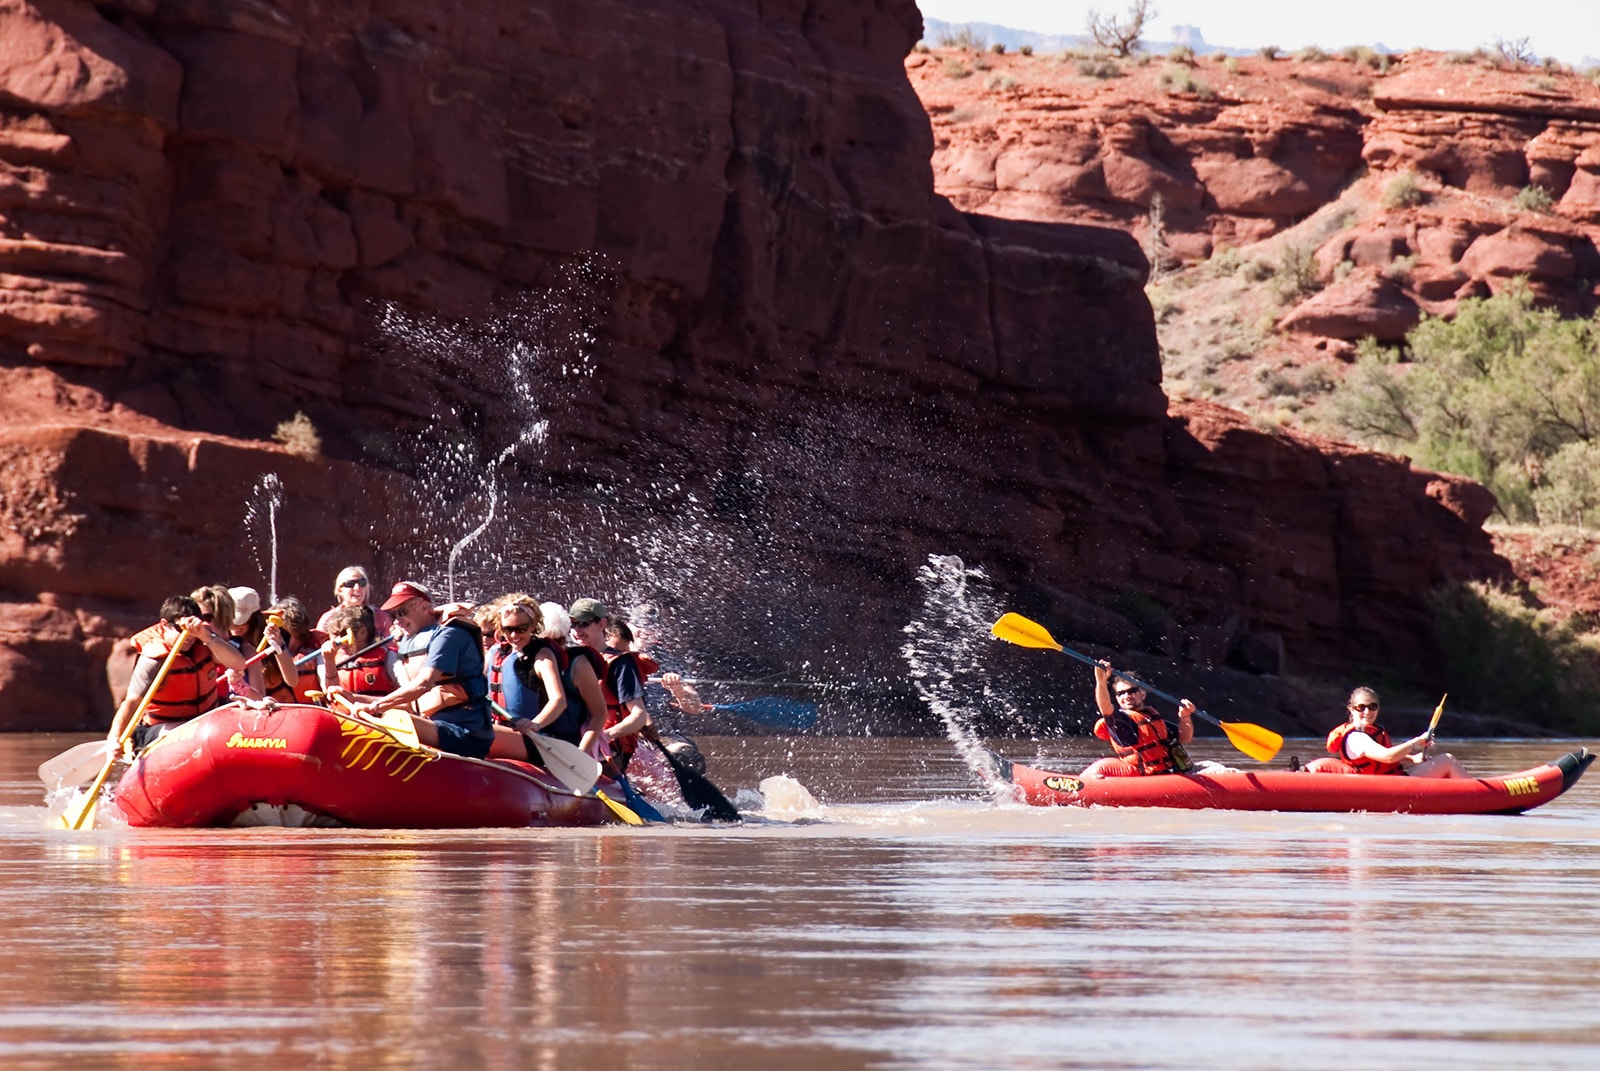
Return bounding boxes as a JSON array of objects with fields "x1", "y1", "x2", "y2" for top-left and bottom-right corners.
[
  {"x1": 1048, "y1": 641, "x2": 1220, "y2": 730},
  {"x1": 71, "y1": 627, "x2": 191, "y2": 829},
  {"x1": 648, "y1": 676, "x2": 821, "y2": 689}
]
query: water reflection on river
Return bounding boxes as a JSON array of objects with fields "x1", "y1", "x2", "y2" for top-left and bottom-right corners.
[{"x1": 1, "y1": 736, "x2": 1597, "y2": 1070}]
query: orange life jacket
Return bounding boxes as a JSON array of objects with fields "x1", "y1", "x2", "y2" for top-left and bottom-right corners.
[
  {"x1": 130, "y1": 624, "x2": 221, "y2": 724},
  {"x1": 1326, "y1": 722, "x2": 1401, "y2": 775},
  {"x1": 1096, "y1": 708, "x2": 1180, "y2": 775},
  {"x1": 339, "y1": 648, "x2": 397, "y2": 697},
  {"x1": 287, "y1": 632, "x2": 329, "y2": 703}
]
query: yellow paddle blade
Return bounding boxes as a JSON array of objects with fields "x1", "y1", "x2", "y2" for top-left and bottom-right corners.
[
  {"x1": 1428, "y1": 693, "x2": 1448, "y2": 732},
  {"x1": 990, "y1": 612, "x2": 1063, "y2": 652},
  {"x1": 595, "y1": 789, "x2": 644, "y2": 826},
  {"x1": 1220, "y1": 720, "x2": 1283, "y2": 763}
]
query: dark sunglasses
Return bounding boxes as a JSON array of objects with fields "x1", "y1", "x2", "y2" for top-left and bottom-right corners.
[
  {"x1": 339, "y1": 578, "x2": 368, "y2": 589},
  {"x1": 503, "y1": 624, "x2": 531, "y2": 636},
  {"x1": 1114, "y1": 687, "x2": 1140, "y2": 697},
  {"x1": 571, "y1": 616, "x2": 599, "y2": 627},
  {"x1": 1351, "y1": 702, "x2": 1379, "y2": 713}
]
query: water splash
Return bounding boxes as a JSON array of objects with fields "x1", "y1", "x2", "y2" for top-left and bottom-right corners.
[
  {"x1": 902, "y1": 554, "x2": 1019, "y2": 795},
  {"x1": 446, "y1": 443, "x2": 520, "y2": 602},
  {"x1": 243, "y1": 474, "x2": 285, "y2": 603}
]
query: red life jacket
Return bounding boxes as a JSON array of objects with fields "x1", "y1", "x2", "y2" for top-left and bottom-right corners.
[
  {"x1": 130, "y1": 624, "x2": 221, "y2": 724},
  {"x1": 1326, "y1": 722, "x2": 1401, "y2": 775},
  {"x1": 599, "y1": 649, "x2": 660, "y2": 755},
  {"x1": 339, "y1": 648, "x2": 397, "y2": 697},
  {"x1": 1095, "y1": 708, "x2": 1179, "y2": 774},
  {"x1": 486, "y1": 642, "x2": 514, "y2": 708}
]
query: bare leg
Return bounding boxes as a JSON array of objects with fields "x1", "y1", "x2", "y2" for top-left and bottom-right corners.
[{"x1": 1410, "y1": 753, "x2": 1470, "y2": 779}]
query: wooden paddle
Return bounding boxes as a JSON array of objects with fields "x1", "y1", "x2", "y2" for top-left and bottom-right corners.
[
  {"x1": 990, "y1": 612, "x2": 1284, "y2": 763},
  {"x1": 1422, "y1": 693, "x2": 1447, "y2": 758},
  {"x1": 488, "y1": 700, "x2": 641, "y2": 824},
  {"x1": 38, "y1": 740, "x2": 113, "y2": 792},
  {"x1": 64, "y1": 626, "x2": 191, "y2": 830}
]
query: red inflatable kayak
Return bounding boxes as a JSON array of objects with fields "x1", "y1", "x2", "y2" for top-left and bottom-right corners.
[
  {"x1": 112, "y1": 703, "x2": 614, "y2": 828},
  {"x1": 994, "y1": 748, "x2": 1594, "y2": 814}
]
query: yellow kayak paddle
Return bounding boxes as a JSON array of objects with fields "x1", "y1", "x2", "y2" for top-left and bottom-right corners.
[{"x1": 990, "y1": 612, "x2": 1284, "y2": 763}]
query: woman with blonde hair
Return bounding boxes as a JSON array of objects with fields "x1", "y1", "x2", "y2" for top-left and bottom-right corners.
[{"x1": 315, "y1": 565, "x2": 394, "y2": 638}]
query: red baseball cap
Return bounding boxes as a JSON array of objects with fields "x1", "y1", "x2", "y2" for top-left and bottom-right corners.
[{"x1": 380, "y1": 580, "x2": 434, "y2": 611}]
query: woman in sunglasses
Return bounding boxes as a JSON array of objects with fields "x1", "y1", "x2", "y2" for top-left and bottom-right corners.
[
  {"x1": 1323, "y1": 687, "x2": 1469, "y2": 777},
  {"x1": 315, "y1": 566, "x2": 394, "y2": 639},
  {"x1": 1081, "y1": 660, "x2": 1195, "y2": 777}
]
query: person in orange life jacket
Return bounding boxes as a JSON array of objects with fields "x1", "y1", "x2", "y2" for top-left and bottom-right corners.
[
  {"x1": 268, "y1": 597, "x2": 328, "y2": 704},
  {"x1": 189, "y1": 585, "x2": 239, "y2": 708},
  {"x1": 1080, "y1": 659, "x2": 1196, "y2": 777},
  {"x1": 106, "y1": 595, "x2": 251, "y2": 753},
  {"x1": 317, "y1": 604, "x2": 398, "y2": 699},
  {"x1": 1326, "y1": 687, "x2": 1470, "y2": 778},
  {"x1": 315, "y1": 565, "x2": 395, "y2": 640},
  {"x1": 356, "y1": 581, "x2": 494, "y2": 759}
]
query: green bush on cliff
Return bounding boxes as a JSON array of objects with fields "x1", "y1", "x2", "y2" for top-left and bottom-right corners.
[
  {"x1": 1430, "y1": 582, "x2": 1600, "y2": 732},
  {"x1": 1328, "y1": 284, "x2": 1600, "y2": 524}
]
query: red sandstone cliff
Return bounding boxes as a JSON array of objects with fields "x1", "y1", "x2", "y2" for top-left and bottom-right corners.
[{"x1": 0, "y1": 3, "x2": 1507, "y2": 732}]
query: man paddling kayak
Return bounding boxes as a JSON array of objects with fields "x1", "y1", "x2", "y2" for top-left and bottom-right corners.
[{"x1": 1081, "y1": 660, "x2": 1196, "y2": 777}]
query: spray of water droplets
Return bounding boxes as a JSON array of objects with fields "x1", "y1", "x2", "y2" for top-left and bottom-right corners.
[
  {"x1": 902, "y1": 554, "x2": 1024, "y2": 795},
  {"x1": 242, "y1": 474, "x2": 285, "y2": 603}
]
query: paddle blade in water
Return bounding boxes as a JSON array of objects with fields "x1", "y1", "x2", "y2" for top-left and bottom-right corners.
[
  {"x1": 1220, "y1": 720, "x2": 1284, "y2": 763},
  {"x1": 38, "y1": 741, "x2": 111, "y2": 791},
  {"x1": 595, "y1": 789, "x2": 644, "y2": 825},
  {"x1": 990, "y1": 613, "x2": 1064, "y2": 651}
]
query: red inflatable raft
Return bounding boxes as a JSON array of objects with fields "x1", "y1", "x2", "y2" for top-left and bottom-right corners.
[
  {"x1": 112, "y1": 703, "x2": 614, "y2": 828},
  {"x1": 994, "y1": 748, "x2": 1594, "y2": 814}
]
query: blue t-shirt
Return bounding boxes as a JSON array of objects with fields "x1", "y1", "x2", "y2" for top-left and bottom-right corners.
[{"x1": 410, "y1": 622, "x2": 490, "y2": 735}]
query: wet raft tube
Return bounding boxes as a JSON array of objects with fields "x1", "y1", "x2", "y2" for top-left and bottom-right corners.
[
  {"x1": 998, "y1": 749, "x2": 1594, "y2": 815},
  {"x1": 113, "y1": 703, "x2": 612, "y2": 828}
]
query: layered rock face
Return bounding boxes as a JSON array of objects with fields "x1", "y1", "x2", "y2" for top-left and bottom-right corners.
[
  {"x1": 1, "y1": 2, "x2": 1504, "y2": 731},
  {"x1": 912, "y1": 50, "x2": 1600, "y2": 340}
]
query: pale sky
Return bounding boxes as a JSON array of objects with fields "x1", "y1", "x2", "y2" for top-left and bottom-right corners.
[{"x1": 918, "y1": 1, "x2": 1596, "y2": 63}]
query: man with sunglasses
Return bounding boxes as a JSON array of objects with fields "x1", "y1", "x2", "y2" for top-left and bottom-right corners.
[
  {"x1": 357, "y1": 581, "x2": 494, "y2": 759},
  {"x1": 568, "y1": 598, "x2": 653, "y2": 771},
  {"x1": 1081, "y1": 660, "x2": 1196, "y2": 777},
  {"x1": 1323, "y1": 687, "x2": 1469, "y2": 777}
]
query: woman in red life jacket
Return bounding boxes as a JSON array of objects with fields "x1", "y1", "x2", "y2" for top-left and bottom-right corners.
[
  {"x1": 568, "y1": 599, "x2": 655, "y2": 772},
  {"x1": 318, "y1": 604, "x2": 398, "y2": 699},
  {"x1": 1321, "y1": 687, "x2": 1470, "y2": 777},
  {"x1": 1080, "y1": 660, "x2": 1196, "y2": 777},
  {"x1": 315, "y1": 565, "x2": 395, "y2": 640},
  {"x1": 106, "y1": 595, "x2": 251, "y2": 753}
]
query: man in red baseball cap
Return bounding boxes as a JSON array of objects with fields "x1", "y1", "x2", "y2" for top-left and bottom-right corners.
[{"x1": 350, "y1": 581, "x2": 493, "y2": 758}]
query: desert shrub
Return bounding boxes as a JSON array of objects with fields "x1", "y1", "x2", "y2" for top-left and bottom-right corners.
[
  {"x1": 1241, "y1": 257, "x2": 1275, "y2": 282},
  {"x1": 1532, "y1": 441, "x2": 1600, "y2": 526},
  {"x1": 947, "y1": 106, "x2": 980, "y2": 125},
  {"x1": 987, "y1": 73, "x2": 1019, "y2": 90},
  {"x1": 1158, "y1": 65, "x2": 1212, "y2": 97},
  {"x1": 1258, "y1": 45, "x2": 1281, "y2": 60},
  {"x1": 1206, "y1": 246, "x2": 1244, "y2": 277},
  {"x1": 944, "y1": 58, "x2": 973, "y2": 79},
  {"x1": 1019, "y1": 44, "x2": 1034, "y2": 56},
  {"x1": 936, "y1": 25, "x2": 987, "y2": 51},
  {"x1": 1222, "y1": 56, "x2": 1240, "y2": 75},
  {"x1": 1383, "y1": 254, "x2": 1418, "y2": 283},
  {"x1": 1271, "y1": 242, "x2": 1320, "y2": 302},
  {"x1": 1515, "y1": 184, "x2": 1555, "y2": 212},
  {"x1": 273, "y1": 412, "x2": 321, "y2": 458},
  {"x1": 1168, "y1": 45, "x2": 1196, "y2": 64},
  {"x1": 1430, "y1": 582, "x2": 1600, "y2": 732},
  {"x1": 1327, "y1": 284, "x2": 1600, "y2": 524},
  {"x1": 1076, "y1": 57, "x2": 1122, "y2": 78},
  {"x1": 990, "y1": 42, "x2": 1007, "y2": 55},
  {"x1": 1382, "y1": 170, "x2": 1427, "y2": 209},
  {"x1": 1295, "y1": 45, "x2": 1331, "y2": 63}
]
